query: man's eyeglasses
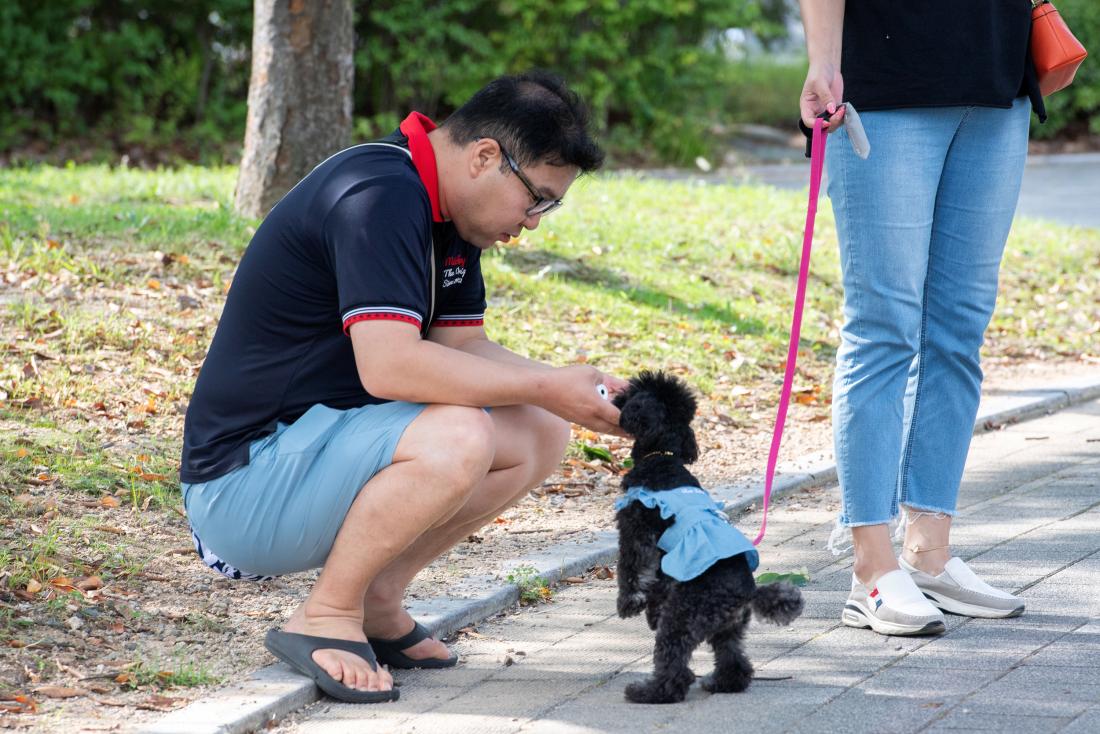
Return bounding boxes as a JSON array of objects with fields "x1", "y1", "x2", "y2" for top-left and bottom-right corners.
[{"x1": 494, "y1": 141, "x2": 564, "y2": 217}]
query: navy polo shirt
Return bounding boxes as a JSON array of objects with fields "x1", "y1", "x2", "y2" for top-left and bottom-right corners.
[{"x1": 181, "y1": 113, "x2": 486, "y2": 484}]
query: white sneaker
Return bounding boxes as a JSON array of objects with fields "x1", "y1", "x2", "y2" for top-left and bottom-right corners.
[
  {"x1": 901, "y1": 557, "x2": 1025, "y2": 619},
  {"x1": 842, "y1": 569, "x2": 946, "y2": 636}
]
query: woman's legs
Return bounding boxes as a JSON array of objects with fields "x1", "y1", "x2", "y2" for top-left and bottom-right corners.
[
  {"x1": 898, "y1": 98, "x2": 1031, "y2": 574},
  {"x1": 827, "y1": 106, "x2": 965, "y2": 584},
  {"x1": 828, "y1": 99, "x2": 1030, "y2": 593}
]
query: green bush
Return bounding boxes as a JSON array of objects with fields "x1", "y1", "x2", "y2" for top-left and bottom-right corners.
[
  {"x1": 356, "y1": 0, "x2": 786, "y2": 164},
  {"x1": 1, "y1": 1, "x2": 1096, "y2": 163},
  {"x1": 0, "y1": 1, "x2": 252, "y2": 158}
]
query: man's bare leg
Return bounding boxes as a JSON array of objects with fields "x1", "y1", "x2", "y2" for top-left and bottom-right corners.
[
  {"x1": 280, "y1": 405, "x2": 496, "y2": 692},
  {"x1": 360, "y1": 404, "x2": 570, "y2": 661}
]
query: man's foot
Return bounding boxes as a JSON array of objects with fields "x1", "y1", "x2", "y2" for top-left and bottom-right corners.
[
  {"x1": 284, "y1": 608, "x2": 394, "y2": 693},
  {"x1": 363, "y1": 608, "x2": 454, "y2": 664}
]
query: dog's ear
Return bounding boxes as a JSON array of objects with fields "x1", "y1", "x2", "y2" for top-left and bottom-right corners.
[
  {"x1": 679, "y1": 427, "x2": 699, "y2": 464},
  {"x1": 617, "y1": 392, "x2": 666, "y2": 443}
]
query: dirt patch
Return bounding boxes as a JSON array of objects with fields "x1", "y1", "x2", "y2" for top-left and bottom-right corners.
[{"x1": 0, "y1": 357, "x2": 1097, "y2": 731}]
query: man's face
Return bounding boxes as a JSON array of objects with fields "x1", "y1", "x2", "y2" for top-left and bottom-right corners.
[{"x1": 452, "y1": 140, "x2": 579, "y2": 249}]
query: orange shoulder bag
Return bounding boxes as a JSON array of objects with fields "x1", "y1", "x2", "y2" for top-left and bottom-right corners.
[{"x1": 1031, "y1": 0, "x2": 1088, "y2": 96}]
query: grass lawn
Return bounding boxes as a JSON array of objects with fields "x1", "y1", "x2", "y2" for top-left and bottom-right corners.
[
  {"x1": 2, "y1": 164, "x2": 1097, "y2": 507},
  {"x1": 0, "y1": 164, "x2": 1096, "y2": 689}
]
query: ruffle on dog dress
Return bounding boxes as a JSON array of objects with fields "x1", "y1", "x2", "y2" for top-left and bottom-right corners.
[{"x1": 615, "y1": 486, "x2": 760, "y2": 581}]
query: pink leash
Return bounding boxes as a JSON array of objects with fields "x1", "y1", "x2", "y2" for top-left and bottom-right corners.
[{"x1": 751, "y1": 117, "x2": 827, "y2": 546}]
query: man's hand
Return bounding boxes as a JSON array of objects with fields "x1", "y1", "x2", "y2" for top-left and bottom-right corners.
[
  {"x1": 534, "y1": 365, "x2": 625, "y2": 436},
  {"x1": 601, "y1": 373, "x2": 630, "y2": 400}
]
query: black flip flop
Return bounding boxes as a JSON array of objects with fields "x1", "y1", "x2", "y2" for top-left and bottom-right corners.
[
  {"x1": 371, "y1": 621, "x2": 458, "y2": 669},
  {"x1": 264, "y1": 629, "x2": 399, "y2": 703}
]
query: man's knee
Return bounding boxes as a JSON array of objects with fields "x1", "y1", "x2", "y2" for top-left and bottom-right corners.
[
  {"x1": 520, "y1": 405, "x2": 570, "y2": 478},
  {"x1": 422, "y1": 406, "x2": 495, "y2": 491},
  {"x1": 541, "y1": 410, "x2": 571, "y2": 461}
]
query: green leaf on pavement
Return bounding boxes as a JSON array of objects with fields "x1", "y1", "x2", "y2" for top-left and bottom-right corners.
[{"x1": 755, "y1": 567, "x2": 811, "y2": 587}]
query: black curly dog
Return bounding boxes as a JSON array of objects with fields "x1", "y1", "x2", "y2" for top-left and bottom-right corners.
[{"x1": 613, "y1": 371, "x2": 804, "y2": 704}]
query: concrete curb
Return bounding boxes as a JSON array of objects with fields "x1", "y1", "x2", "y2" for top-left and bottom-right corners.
[{"x1": 141, "y1": 375, "x2": 1100, "y2": 734}]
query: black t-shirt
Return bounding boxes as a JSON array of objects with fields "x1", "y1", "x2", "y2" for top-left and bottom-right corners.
[
  {"x1": 841, "y1": 1, "x2": 1045, "y2": 120},
  {"x1": 181, "y1": 125, "x2": 486, "y2": 484}
]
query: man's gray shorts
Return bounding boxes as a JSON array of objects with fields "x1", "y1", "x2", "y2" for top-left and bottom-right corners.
[{"x1": 182, "y1": 401, "x2": 426, "y2": 578}]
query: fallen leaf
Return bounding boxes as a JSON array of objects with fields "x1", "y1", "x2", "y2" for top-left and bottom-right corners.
[
  {"x1": 581, "y1": 444, "x2": 614, "y2": 462},
  {"x1": 563, "y1": 576, "x2": 585, "y2": 584},
  {"x1": 137, "y1": 694, "x2": 182, "y2": 711},
  {"x1": 457, "y1": 626, "x2": 485, "y2": 638},
  {"x1": 15, "y1": 448, "x2": 28, "y2": 458},
  {"x1": 25, "y1": 579, "x2": 42, "y2": 594},
  {"x1": 33, "y1": 686, "x2": 85, "y2": 699},
  {"x1": 49, "y1": 577, "x2": 76, "y2": 591},
  {"x1": 6, "y1": 694, "x2": 37, "y2": 714},
  {"x1": 76, "y1": 576, "x2": 104, "y2": 591},
  {"x1": 95, "y1": 525, "x2": 126, "y2": 535},
  {"x1": 100, "y1": 496, "x2": 120, "y2": 508}
]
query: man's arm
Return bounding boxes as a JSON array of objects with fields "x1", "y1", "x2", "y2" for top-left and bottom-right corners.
[
  {"x1": 427, "y1": 324, "x2": 548, "y2": 370},
  {"x1": 428, "y1": 323, "x2": 630, "y2": 393},
  {"x1": 350, "y1": 320, "x2": 624, "y2": 435}
]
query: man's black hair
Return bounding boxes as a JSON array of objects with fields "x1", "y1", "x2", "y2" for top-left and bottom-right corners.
[{"x1": 442, "y1": 71, "x2": 605, "y2": 173}]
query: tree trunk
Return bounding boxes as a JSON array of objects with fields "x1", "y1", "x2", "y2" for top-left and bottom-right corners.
[{"x1": 234, "y1": 0, "x2": 354, "y2": 218}]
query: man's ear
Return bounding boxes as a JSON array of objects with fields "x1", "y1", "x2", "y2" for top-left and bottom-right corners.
[{"x1": 468, "y1": 138, "x2": 500, "y2": 180}]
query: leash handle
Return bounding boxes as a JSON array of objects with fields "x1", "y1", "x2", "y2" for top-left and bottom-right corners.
[{"x1": 752, "y1": 117, "x2": 826, "y2": 546}]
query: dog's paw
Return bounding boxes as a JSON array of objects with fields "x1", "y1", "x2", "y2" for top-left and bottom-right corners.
[
  {"x1": 617, "y1": 592, "x2": 647, "y2": 618},
  {"x1": 624, "y1": 672, "x2": 694, "y2": 704},
  {"x1": 700, "y1": 670, "x2": 752, "y2": 694},
  {"x1": 644, "y1": 602, "x2": 662, "y2": 630}
]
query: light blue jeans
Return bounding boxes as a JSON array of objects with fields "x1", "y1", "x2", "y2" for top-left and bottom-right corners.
[{"x1": 826, "y1": 98, "x2": 1031, "y2": 528}]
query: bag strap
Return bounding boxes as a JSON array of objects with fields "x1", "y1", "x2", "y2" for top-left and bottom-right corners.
[{"x1": 752, "y1": 115, "x2": 827, "y2": 546}]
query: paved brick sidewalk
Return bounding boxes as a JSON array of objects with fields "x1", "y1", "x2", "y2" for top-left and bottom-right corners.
[{"x1": 272, "y1": 398, "x2": 1100, "y2": 734}]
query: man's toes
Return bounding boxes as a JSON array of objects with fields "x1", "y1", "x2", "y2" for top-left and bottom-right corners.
[
  {"x1": 369, "y1": 667, "x2": 392, "y2": 691},
  {"x1": 313, "y1": 652, "x2": 343, "y2": 682}
]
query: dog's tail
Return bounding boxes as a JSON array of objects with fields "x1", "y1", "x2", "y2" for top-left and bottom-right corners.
[{"x1": 750, "y1": 581, "x2": 804, "y2": 626}]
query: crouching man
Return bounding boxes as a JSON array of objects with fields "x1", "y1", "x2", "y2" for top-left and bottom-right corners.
[{"x1": 180, "y1": 71, "x2": 624, "y2": 703}]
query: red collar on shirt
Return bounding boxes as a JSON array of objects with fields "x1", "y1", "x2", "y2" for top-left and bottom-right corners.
[{"x1": 399, "y1": 111, "x2": 444, "y2": 223}]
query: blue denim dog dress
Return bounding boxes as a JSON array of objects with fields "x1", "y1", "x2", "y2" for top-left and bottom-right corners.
[{"x1": 615, "y1": 486, "x2": 759, "y2": 581}]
